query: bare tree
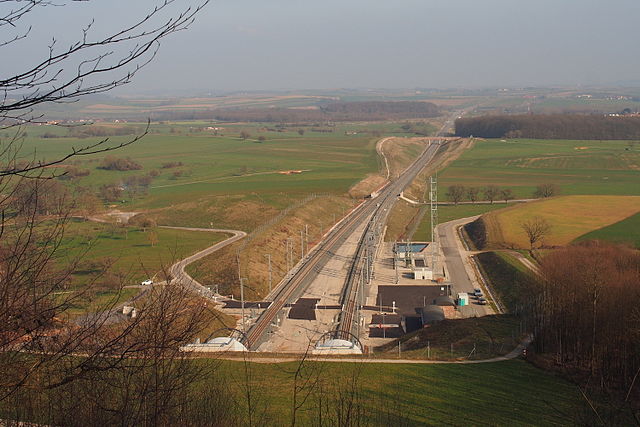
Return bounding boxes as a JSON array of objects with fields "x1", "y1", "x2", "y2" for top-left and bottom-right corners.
[
  {"x1": 484, "y1": 185, "x2": 500, "y2": 204},
  {"x1": 528, "y1": 242, "x2": 640, "y2": 423},
  {"x1": 240, "y1": 130, "x2": 251, "y2": 141},
  {"x1": 500, "y1": 188, "x2": 514, "y2": 204},
  {"x1": 0, "y1": 0, "x2": 213, "y2": 420},
  {"x1": 1, "y1": 0, "x2": 209, "y2": 177},
  {"x1": 467, "y1": 186, "x2": 480, "y2": 203},
  {"x1": 520, "y1": 216, "x2": 551, "y2": 250},
  {"x1": 446, "y1": 185, "x2": 466, "y2": 205},
  {"x1": 533, "y1": 183, "x2": 559, "y2": 198}
]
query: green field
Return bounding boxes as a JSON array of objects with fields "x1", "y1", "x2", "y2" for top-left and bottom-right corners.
[
  {"x1": 532, "y1": 97, "x2": 640, "y2": 113},
  {"x1": 475, "y1": 251, "x2": 534, "y2": 313},
  {"x1": 208, "y1": 359, "x2": 582, "y2": 426},
  {"x1": 439, "y1": 138, "x2": 640, "y2": 198},
  {"x1": 576, "y1": 211, "x2": 640, "y2": 248},
  {"x1": 20, "y1": 122, "x2": 412, "y2": 229},
  {"x1": 58, "y1": 219, "x2": 228, "y2": 286},
  {"x1": 375, "y1": 315, "x2": 522, "y2": 361},
  {"x1": 27, "y1": 126, "x2": 378, "y2": 199}
]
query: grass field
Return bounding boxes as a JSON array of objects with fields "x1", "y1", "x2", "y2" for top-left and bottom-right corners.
[
  {"x1": 575, "y1": 211, "x2": 640, "y2": 248},
  {"x1": 29, "y1": 129, "x2": 379, "y2": 200},
  {"x1": 532, "y1": 97, "x2": 640, "y2": 113},
  {"x1": 59, "y1": 219, "x2": 229, "y2": 286},
  {"x1": 475, "y1": 251, "x2": 534, "y2": 312},
  {"x1": 481, "y1": 195, "x2": 640, "y2": 248},
  {"x1": 375, "y1": 314, "x2": 522, "y2": 361},
  {"x1": 439, "y1": 138, "x2": 640, "y2": 198},
  {"x1": 209, "y1": 359, "x2": 583, "y2": 426},
  {"x1": 19, "y1": 122, "x2": 402, "y2": 229}
]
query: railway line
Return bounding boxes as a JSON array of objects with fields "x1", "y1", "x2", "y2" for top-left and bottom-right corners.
[
  {"x1": 243, "y1": 193, "x2": 377, "y2": 349},
  {"x1": 335, "y1": 141, "x2": 443, "y2": 342},
  {"x1": 244, "y1": 113, "x2": 460, "y2": 350},
  {"x1": 244, "y1": 140, "x2": 446, "y2": 350}
]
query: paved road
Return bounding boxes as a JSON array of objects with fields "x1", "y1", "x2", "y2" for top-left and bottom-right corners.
[
  {"x1": 163, "y1": 226, "x2": 247, "y2": 293},
  {"x1": 77, "y1": 224, "x2": 246, "y2": 325},
  {"x1": 437, "y1": 216, "x2": 494, "y2": 316}
]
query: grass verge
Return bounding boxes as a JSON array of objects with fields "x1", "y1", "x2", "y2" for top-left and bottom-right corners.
[{"x1": 474, "y1": 251, "x2": 534, "y2": 314}]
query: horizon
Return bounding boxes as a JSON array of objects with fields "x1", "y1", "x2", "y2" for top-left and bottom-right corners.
[{"x1": 8, "y1": 0, "x2": 640, "y2": 95}]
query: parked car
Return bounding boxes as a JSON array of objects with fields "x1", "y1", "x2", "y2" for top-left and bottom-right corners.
[
  {"x1": 141, "y1": 279, "x2": 153, "y2": 286},
  {"x1": 477, "y1": 297, "x2": 488, "y2": 305},
  {"x1": 473, "y1": 288, "x2": 483, "y2": 297}
]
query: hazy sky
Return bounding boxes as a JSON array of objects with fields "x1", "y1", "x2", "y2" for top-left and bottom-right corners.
[{"x1": 7, "y1": 0, "x2": 640, "y2": 94}]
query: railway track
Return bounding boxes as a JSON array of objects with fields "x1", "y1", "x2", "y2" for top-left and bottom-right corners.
[
  {"x1": 243, "y1": 194, "x2": 377, "y2": 349},
  {"x1": 335, "y1": 142, "x2": 443, "y2": 341},
  {"x1": 245, "y1": 124, "x2": 457, "y2": 350},
  {"x1": 332, "y1": 113, "x2": 463, "y2": 342}
]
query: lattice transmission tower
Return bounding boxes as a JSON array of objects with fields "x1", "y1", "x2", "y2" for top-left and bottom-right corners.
[{"x1": 429, "y1": 174, "x2": 439, "y2": 275}]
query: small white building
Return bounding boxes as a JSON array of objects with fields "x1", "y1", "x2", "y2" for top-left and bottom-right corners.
[
  {"x1": 180, "y1": 337, "x2": 247, "y2": 353},
  {"x1": 413, "y1": 268, "x2": 433, "y2": 280},
  {"x1": 312, "y1": 339, "x2": 362, "y2": 355}
]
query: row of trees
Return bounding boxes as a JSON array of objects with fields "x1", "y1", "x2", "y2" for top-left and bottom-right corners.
[
  {"x1": 68, "y1": 125, "x2": 140, "y2": 139},
  {"x1": 445, "y1": 185, "x2": 514, "y2": 204},
  {"x1": 320, "y1": 101, "x2": 439, "y2": 117},
  {"x1": 455, "y1": 114, "x2": 640, "y2": 140},
  {"x1": 446, "y1": 183, "x2": 559, "y2": 204}
]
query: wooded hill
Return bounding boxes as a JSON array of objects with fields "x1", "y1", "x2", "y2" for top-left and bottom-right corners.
[{"x1": 455, "y1": 114, "x2": 640, "y2": 140}]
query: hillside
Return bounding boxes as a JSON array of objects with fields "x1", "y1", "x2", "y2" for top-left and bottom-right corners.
[{"x1": 480, "y1": 195, "x2": 640, "y2": 248}]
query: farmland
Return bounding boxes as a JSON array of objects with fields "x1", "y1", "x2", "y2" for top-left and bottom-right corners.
[
  {"x1": 480, "y1": 195, "x2": 640, "y2": 248},
  {"x1": 20, "y1": 122, "x2": 449, "y2": 300},
  {"x1": 19, "y1": 121, "x2": 439, "y2": 230},
  {"x1": 438, "y1": 138, "x2": 640, "y2": 198},
  {"x1": 58, "y1": 219, "x2": 229, "y2": 283},
  {"x1": 575, "y1": 211, "x2": 640, "y2": 248},
  {"x1": 25, "y1": 125, "x2": 379, "y2": 202}
]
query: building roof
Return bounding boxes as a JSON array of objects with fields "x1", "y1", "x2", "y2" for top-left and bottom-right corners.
[
  {"x1": 420, "y1": 305, "x2": 445, "y2": 324},
  {"x1": 434, "y1": 296, "x2": 455, "y2": 307}
]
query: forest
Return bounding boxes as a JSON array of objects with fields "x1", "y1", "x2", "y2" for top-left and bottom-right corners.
[
  {"x1": 529, "y1": 242, "x2": 640, "y2": 412},
  {"x1": 455, "y1": 114, "x2": 640, "y2": 140}
]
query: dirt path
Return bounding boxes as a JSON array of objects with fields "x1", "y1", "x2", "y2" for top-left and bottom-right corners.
[
  {"x1": 209, "y1": 335, "x2": 533, "y2": 364},
  {"x1": 150, "y1": 169, "x2": 312, "y2": 190},
  {"x1": 376, "y1": 137, "x2": 393, "y2": 179},
  {"x1": 505, "y1": 250, "x2": 540, "y2": 274}
]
